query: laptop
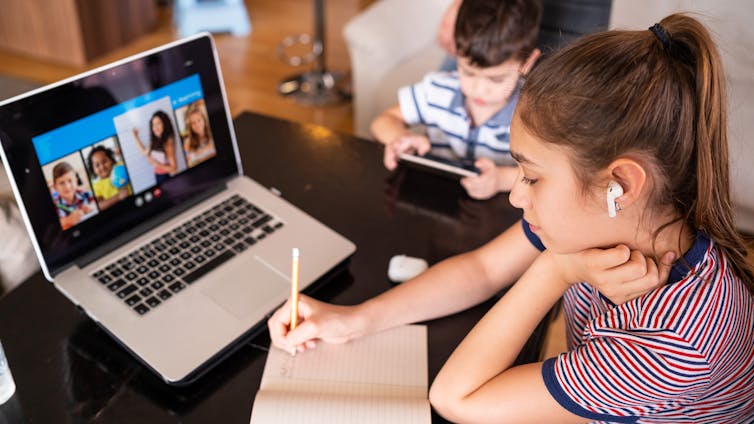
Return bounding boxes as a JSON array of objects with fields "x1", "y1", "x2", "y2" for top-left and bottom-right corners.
[{"x1": 0, "y1": 33, "x2": 356, "y2": 385}]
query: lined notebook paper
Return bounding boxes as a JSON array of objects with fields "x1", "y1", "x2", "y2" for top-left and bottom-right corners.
[{"x1": 249, "y1": 325, "x2": 430, "y2": 424}]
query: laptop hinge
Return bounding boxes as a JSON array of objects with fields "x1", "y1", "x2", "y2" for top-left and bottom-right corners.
[{"x1": 74, "y1": 182, "x2": 228, "y2": 269}]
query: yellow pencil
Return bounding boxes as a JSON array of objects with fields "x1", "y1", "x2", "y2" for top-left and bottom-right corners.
[{"x1": 289, "y1": 248, "x2": 300, "y2": 356}]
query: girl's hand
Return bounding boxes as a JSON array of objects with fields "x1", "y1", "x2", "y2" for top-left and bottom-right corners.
[
  {"x1": 460, "y1": 158, "x2": 499, "y2": 199},
  {"x1": 383, "y1": 134, "x2": 431, "y2": 170},
  {"x1": 552, "y1": 246, "x2": 676, "y2": 304},
  {"x1": 267, "y1": 294, "x2": 363, "y2": 354}
]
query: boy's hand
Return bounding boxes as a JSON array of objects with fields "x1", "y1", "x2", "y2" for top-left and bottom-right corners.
[
  {"x1": 551, "y1": 246, "x2": 676, "y2": 305},
  {"x1": 460, "y1": 158, "x2": 499, "y2": 200},
  {"x1": 383, "y1": 134, "x2": 431, "y2": 170}
]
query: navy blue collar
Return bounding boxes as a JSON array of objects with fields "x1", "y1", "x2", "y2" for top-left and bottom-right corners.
[{"x1": 668, "y1": 232, "x2": 709, "y2": 284}]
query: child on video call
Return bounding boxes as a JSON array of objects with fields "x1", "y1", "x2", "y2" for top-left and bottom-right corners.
[
  {"x1": 270, "y1": 13, "x2": 754, "y2": 422},
  {"x1": 372, "y1": 0, "x2": 541, "y2": 200},
  {"x1": 51, "y1": 161, "x2": 96, "y2": 230},
  {"x1": 182, "y1": 101, "x2": 216, "y2": 168},
  {"x1": 132, "y1": 110, "x2": 178, "y2": 184},
  {"x1": 87, "y1": 145, "x2": 131, "y2": 211}
]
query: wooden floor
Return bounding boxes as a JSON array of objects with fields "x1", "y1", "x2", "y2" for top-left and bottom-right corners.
[{"x1": 0, "y1": 0, "x2": 368, "y2": 135}]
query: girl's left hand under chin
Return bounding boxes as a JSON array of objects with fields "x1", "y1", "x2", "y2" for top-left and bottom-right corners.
[{"x1": 550, "y1": 245, "x2": 676, "y2": 305}]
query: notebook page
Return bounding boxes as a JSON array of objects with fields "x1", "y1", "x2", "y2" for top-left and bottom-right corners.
[
  {"x1": 250, "y1": 325, "x2": 429, "y2": 424},
  {"x1": 260, "y1": 324, "x2": 427, "y2": 396},
  {"x1": 249, "y1": 390, "x2": 430, "y2": 424}
]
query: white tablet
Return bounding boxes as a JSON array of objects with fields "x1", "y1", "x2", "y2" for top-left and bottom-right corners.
[{"x1": 398, "y1": 152, "x2": 480, "y2": 179}]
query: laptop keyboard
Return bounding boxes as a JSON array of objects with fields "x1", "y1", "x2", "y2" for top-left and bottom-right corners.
[{"x1": 90, "y1": 194, "x2": 285, "y2": 316}]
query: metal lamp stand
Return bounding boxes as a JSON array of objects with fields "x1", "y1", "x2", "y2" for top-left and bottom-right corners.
[{"x1": 276, "y1": 0, "x2": 349, "y2": 106}]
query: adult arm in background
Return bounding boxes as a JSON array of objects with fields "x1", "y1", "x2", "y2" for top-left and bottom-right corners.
[{"x1": 437, "y1": 0, "x2": 463, "y2": 56}]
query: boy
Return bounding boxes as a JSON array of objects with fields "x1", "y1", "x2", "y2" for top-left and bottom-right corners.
[
  {"x1": 371, "y1": 0, "x2": 542, "y2": 200},
  {"x1": 51, "y1": 161, "x2": 96, "y2": 230}
]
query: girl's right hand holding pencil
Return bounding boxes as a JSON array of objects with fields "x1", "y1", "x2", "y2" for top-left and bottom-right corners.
[{"x1": 267, "y1": 294, "x2": 366, "y2": 355}]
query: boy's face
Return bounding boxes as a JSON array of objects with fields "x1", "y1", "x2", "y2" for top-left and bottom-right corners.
[
  {"x1": 91, "y1": 151, "x2": 113, "y2": 179},
  {"x1": 54, "y1": 170, "x2": 78, "y2": 201},
  {"x1": 457, "y1": 56, "x2": 522, "y2": 111}
]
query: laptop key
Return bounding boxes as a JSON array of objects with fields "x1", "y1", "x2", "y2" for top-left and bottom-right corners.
[
  {"x1": 136, "y1": 277, "x2": 149, "y2": 286},
  {"x1": 134, "y1": 304, "x2": 150, "y2": 315},
  {"x1": 117, "y1": 284, "x2": 138, "y2": 299},
  {"x1": 97, "y1": 275, "x2": 113, "y2": 284},
  {"x1": 107, "y1": 279, "x2": 127, "y2": 292},
  {"x1": 139, "y1": 287, "x2": 153, "y2": 297},
  {"x1": 125, "y1": 294, "x2": 141, "y2": 307},
  {"x1": 168, "y1": 282, "x2": 185, "y2": 293},
  {"x1": 145, "y1": 297, "x2": 161, "y2": 308},
  {"x1": 182, "y1": 250, "x2": 235, "y2": 285},
  {"x1": 157, "y1": 289, "x2": 172, "y2": 300},
  {"x1": 252, "y1": 214, "x2": 272, "y2": 228}
]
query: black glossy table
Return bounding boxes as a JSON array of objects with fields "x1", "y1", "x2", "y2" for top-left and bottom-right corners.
[{"x1": 0, "y1": 112, "x2": 544, "y2": 423}]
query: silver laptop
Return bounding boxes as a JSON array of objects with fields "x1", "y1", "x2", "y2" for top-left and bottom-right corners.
[{"x1": 0, "y1": 33, "x2": 355, "y2": 385}]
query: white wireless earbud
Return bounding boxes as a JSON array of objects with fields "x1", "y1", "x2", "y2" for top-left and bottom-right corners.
[{"x1": 607, "y1": 180, "x2": 624, "y2": 218}]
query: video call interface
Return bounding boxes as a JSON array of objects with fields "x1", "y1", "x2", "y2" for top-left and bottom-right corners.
[{"x1": 32, "y1": 74, "x2": 217, "y2": 232}]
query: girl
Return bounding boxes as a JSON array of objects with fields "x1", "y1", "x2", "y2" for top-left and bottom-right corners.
[
  {"x1": 87, "y1": 145, "x2": 131, "y2": 211},
  {"x1": 182, "y1": 101, "x2": 216, "y2": 168},
  {"x1": 132, "y1": 110, "x2": 178, "y2": 184},
  {"x1": 268, "y1": 13, "x2": 754, "y2": 423},
  {"x1": 429, "y1": 13, "x2": 754, "y2": 422}
]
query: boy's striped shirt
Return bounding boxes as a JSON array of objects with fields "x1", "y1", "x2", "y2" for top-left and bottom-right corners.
[{"x1": 397, "y1": 71, "x2": 519, "y2": 165}]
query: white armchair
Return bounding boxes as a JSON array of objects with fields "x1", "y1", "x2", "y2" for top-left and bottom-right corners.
[
  {"x1": 0, "y1": 171, "x2": 38, "y2": 293},
  {"x1": 343, "y1": 0, "x2": 452, "y2": 139}
]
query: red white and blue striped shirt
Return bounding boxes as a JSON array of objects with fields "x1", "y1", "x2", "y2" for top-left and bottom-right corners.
[{"x1": 523, "y1": 221, "x2": 754, "y2": 423}]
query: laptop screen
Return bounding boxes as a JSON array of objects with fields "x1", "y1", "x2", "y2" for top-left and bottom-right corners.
[{"x1": 0, "y1": 35, "x2": 239, "y2": 275}]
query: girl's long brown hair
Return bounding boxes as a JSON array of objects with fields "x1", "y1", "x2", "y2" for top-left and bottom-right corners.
[{"x1": 518, "y1": 13, "x2": 754, "y2": 293}]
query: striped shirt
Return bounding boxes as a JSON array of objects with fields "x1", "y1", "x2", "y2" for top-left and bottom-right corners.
[
  {"x1": 522, "y1": 221, "x2": 754, "y2": 423},
  {"x1": 397, "y1": 71, "x2": 520, "y2": 165}
]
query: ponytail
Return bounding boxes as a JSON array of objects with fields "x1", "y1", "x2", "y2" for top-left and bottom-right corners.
[
  {"x1": 519, "y1": 13, "x2": 754, "y2": 292},
  {"x1": 659, "y1": 14, "x2": 754, "y2": 291}
]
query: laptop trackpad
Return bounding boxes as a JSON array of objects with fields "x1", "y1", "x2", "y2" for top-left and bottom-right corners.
[{"x1": 201, "y1": 257, "x2": 289, "y2": 320}]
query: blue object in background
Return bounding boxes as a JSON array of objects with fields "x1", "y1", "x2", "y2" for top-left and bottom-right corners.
[
  {"x1": 111, "y1": 165, "x2": 129, "y2": 189},
  {"x1": 174, "y1": 0, "x2": 252, "y2": 37}
]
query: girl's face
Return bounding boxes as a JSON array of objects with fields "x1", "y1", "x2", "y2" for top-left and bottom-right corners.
[
  {"x1": 189, "y1": 112, "x2": 206, "y2": 137},
  {"x1": 151, "y1": 116, "x2": 164, "y2": 138},
  {"x1": 91, "y1": 151, "x2": 113, "y2": 178},
  {"x1": 508, "y1": 112, "x2": 614, "y2": 253},
  {"x1": 54, "y1": 171, "x2": 77, "y2": 201}
]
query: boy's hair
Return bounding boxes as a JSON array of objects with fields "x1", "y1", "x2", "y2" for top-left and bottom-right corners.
[
  {"x1": 52, "y1": 161, "x2": 75, "y2": 183},
  {"x1": 518, "y1": 13, "x2": 754, "y2": 292},
  {"x1": 454, "y1": 0, "x2": 542, "y2": 67},
  {"x1": 86, "y1": 145, "x2": 116, "y2": 175}
]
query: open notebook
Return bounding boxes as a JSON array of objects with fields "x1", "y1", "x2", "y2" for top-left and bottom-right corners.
[{"x1": 249, "y1": 325, "x2": 430, "y2": 424}]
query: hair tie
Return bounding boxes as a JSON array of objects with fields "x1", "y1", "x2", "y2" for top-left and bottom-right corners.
[
  {"x1": 649, "y1": 23, "x2": 671, "y2": 49},
  {"x1": 649, "y1": 23, "x2": 695, "y2": 66}
]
